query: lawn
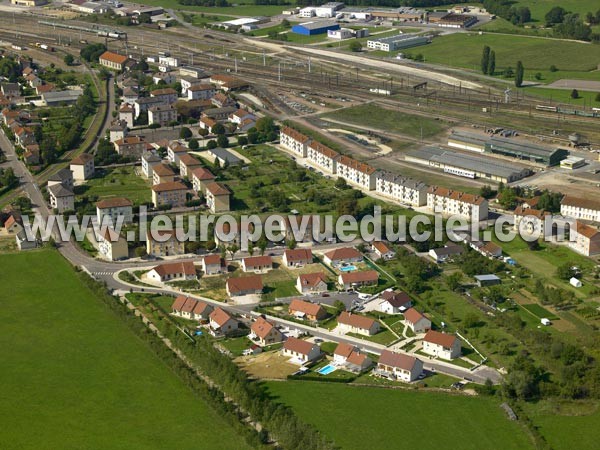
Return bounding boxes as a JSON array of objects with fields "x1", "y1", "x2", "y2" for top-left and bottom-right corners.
[
  {"x1": 265, "y1": 381, "x2": 534, "y2": 450},
  {"x1": 0, "y1": 250, "x2": 251, "y2": 449},
  {"x1": 82, "y1": 166, "x2": 151, "y2": 205},
  {"x1": 522, "y1": 303, "x2": 559, "y2": 320},
  {"x1": 522, "y1": 86, "x2": 600, "y2": 108},
  {"x1": 347, "y1": 328, "x2": 397, "y2": 345},
  {"x1": 322, "y1": 104, "x2": 448, "y2": 139},
  {"x1": 140, "y1": 0, "x2": 285, "y2": 16},
  {"x1": 512, "y1": 0, "x2": 600, "y2": 25}
]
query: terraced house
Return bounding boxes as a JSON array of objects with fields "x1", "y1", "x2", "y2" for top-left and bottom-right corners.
[{"x1": 426, "y1": 186, "x2": 488, "y2": 221}]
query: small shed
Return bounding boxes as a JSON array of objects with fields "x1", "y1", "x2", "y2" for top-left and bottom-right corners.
[
  {"x1": 569, "y1": 277, "x2": 582, "y2": 288},
  {"x1": 474, "y1": 274, "x2": 501, "y2": 287},
  {"x1": 541, "y1": 318, "x2": 551, "y2": 326}
]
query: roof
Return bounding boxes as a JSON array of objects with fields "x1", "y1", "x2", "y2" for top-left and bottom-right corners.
[
  {"x1": 48, "y1": 168, "x2": 73, "y2": 182},
  {"x1": 296, "y1": 20, "x2": 339, "y2": 30},
  {"x1": 378, "y1": 350, "x2": 419, "y2": 371},
  {"x1": 115, "y1": 136, "x2": 144, "y2": 146},
  {"x1": 336, "y1": 155, "x2": 377, "y2": 175},
  {"x1": 251, "y1": 316, "x2": 276, "y2": 339},
  {"x1": 99, "y1": 51, "x2": 128, "y2": 65},
  {"x1": 209, "y1": 307, "x2": 234, "y2": 327},
  {"x1": 308, "y1": 140, "x2": 339, "y2": 159},
  {"x1": 205, "y1": 181, "x2": 231, "y2": 196},
  {"x1": 70, "y1": 153, "x2": 94, "y2": 165},
  {"x1": 96, "y1": 197, "x2": 133, "y2": 209},
  {"x1": 324, "y1": 247, "x2": 361, "y2": 261},
  {"x1": 142, "y1": 151, "x2": 161, "y2": 163},
  {"x1": 561, "y1": 195, "x2": 600, "y2": 211},
  {"x1": 188, "y1": 84, "x2": 215, "y2": 92},
  {"x1": 283, "y1": 337, "x2": 318, "y2": 355},
  {"x1": 151, "y1": 181, "x2": 187, "y2": 192},
  {"x1": 338, "y1": 311, "x2": 377, "y2": 330},
  {"x1": 381, "y1": 290, "x2": 411, "y2": 307},
  {"x1": 152, "y1": 164, "x2": 175, "y2": 176},
  {"x1": 151, "y1": 261, "x2": 196, "y2": 277},
  {"x1": 284, "y1": 248, "x2": 313, "y2": 262},
  {"x1": 208, "y1": 147, "x2": 242, "y2": 164},
  {"x1": 340, "y1": 270, "x2": 378, "y2": 285},
  {"x1": 334, "y1": 342, "x2": 355, "y2": 358},
  {"x1": 281, "y1": 126, "x2": 310, "y2": 144},
  {"x1": 226, "y1": 275, "x2": 263, "y2": 293},
  {"x1": 243, "y1": 255, "x2": 272, "y2": 267},
  {"x1": 48, "y1": 184, "x2": 73, "y2": 198},
  {"x1": 298, "y1": 272, "x2": 327, "y2": 288},
  {"x1": 146, "y1": 229, "x2": 177, "y2": 242},
  {"x1": 289, "y1": 299, "x2": 324, "y2": 316},
  {"x1": 424, "y1": 330, "x2": 458, "y2": 348},
  {"x1": 481, "y1": 241, "x2": 502, "y2": 255},
  {"x1": 430, "y1": 244, "x2": 464, "y2": 257},
  {"x1": 347, "y1": 351, "x2": 369, "y2": 367},
  {"x1": 487, "y1": 136, "x2": 566, "y2": 159},
  {"x1": 179, "y1": 153, "x2": 201, "y2": 166},
  {"x1": 4, "y1": 215, "x2": 18, "y2": 229},
  {"x1": 191, "y1": 167, "x2": 215, "y2": 181},
  {"x1": 101, "y1": 227, "x2": 123, "y2": 242},
  {"x1": 514, "y1": 206, "x2": 549, "y2": 219},
  {"x1": 403, "y1": 308, "x2": 427, "y2": 325},
  {"x1": 575, "y1": 221, "x2": 600, "y2": 239},
  {"x1": 203, "y1": 254, "x2": 222, "y2": 265},
  {"x1": 120, "y1": 103, "x2": 134, "y2": 112},
  {"x1": 372, "y1": 241, "x2": 392, "y2": 254},
  {"x1": 474, "y1": 274, "x2": 501, "y2": 282},
  {"x1": 151, "y1": 88, "x2": 177, "y2": 96},
  {"x1": 428, "y1": 186, "x2": 486, "y2": 206}
]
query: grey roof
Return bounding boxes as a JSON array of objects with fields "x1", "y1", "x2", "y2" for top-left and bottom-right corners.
[
  {"x1": 376, "y1": 171, "x2": 427, "y2": 190},
  {"x1": 142, "y1": 151, "x2": 161, "y2": 163},
  {"x1": 487, "y1": 136, "x2": 564, "y2": 158},
  {"x1": 297, "y1": 20, "x2": 338, "y2": 30},
  {"x1": 370, "y1": 33, "x2": 429, "y2": 45},
  {"x1": 1, "y1": 82, "x2": 19, "y2": 91},
  {"x1": 42, "y1": 89, "x2": 83, "y2": 104},
  {"x1": 474, "y1": 274, "x2": 501, "y2": 281},
  {"x1": 209, "y1": 147, "x2": 241, "y2": 165},
  {"x1": 448, "y1": 130, "x2": 489, "y2": 147},
  {"x1": 431, "y1": 245, "x2": 464, "y2": 256},
  {"x1": 409, "y1": 147, "x2": 529, "y2": 180},
  {"x1": 48, "y1": 183, "x2": 73, "y2": 197},
  {"x1": 135, "y1": 97, "x2": 164, "y2": 105},
  {"x1": 202, "y1": 106, "x2": 237, "y2": 117},
  {"x1": 48, "y1": 168, "x2": 73, "y2": 182}
]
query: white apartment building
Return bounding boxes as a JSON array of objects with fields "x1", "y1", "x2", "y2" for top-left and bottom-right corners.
[
  {"x1": 426, "y1": 186, "x2": 488, "y2": 221},
  {"x1": 335, "y1": 155, "x2": 378, "y2": 190},
  {"x1": 561, "y1": 196, "x2": 600, "y2": 224},
  {"x1": 375, "y1": 171, "x2": 427, "y2": 206},
  {"x1": 306, "y1": 141, "x2": 339, "y2": 174},
  {"x1": 280, "y1": 126, "x2": 311, "y2": 157}
]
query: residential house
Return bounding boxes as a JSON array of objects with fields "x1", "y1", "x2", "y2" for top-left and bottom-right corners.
[
  {"x1": 403, "y1": 308, "x2": 431, "y2": 333},
  {"x1": 152, "y1": 163, "x2": 176, "y2": 185},
  {"x1": 205, "y1": 182, "x2": 231, "y2": 213},
  {"x1": 134, "y1": 97, "x2": 165, "y2": 119},
  {"x1": 569, "y1": 221, "x2": 600, "y2": 257},
  {"x1": 337, "y1": 311, "x2": 380, "y2": 336},
  {"x1": 338, "y1": 270, "x2": 378, "y2": 290},
  {"x1": 226, "y1": 275, "x2": 263, "y2": 297},
  {"x1": 288, "y1": 298, "x2": 327, "y2": 321},
  {"x1": 323, "y1": 247, "x2": 362, "y2": 266},
  {"x1": 427, "y1": 186, "x2": 488, "y2": 221},
  {"x1": 513, "y1": 207, "x2": 550, "y2": 236},
  {"x1": 335, "y1": 155, "x2": 378, "y2": 190},
  {"x1": 3, "y1": 215, "x2": 22, "y2": 234},
  {"x1": 208, "y1": 147, "x2": 242, "y2": 166},
  {"x1": 171, "y1": 296, "x2": 213, "y2": 321},
  {"x1": 152, "y1": 71, "x2": 176, "y2": 85},
  {"x1": 179, "y1": 153, "x2": 202, "y2": 178},
  {"x1": 191, "y1": 167, "x2": 216, "y2": 193},
  {"x1": 97, "y1": 227, "x2": 128, "y2": 261},
  {"x1": 201, "y1": 254, "x2": 225, "y2": 275},
  {"x1": 148, "y1": 104, "x2": 177, "y2": 126},
  {"x1": 96, "y1": 197, "x2": 133, "y2": 225},
  {"x1": 0, "y1": 82, "x2": 19, "y2": 97},
  {"x1": 422, "y1": 330, "x2": 462, "y2": 360},
  {"x1": 372, "y1": 241, "x2": 395, "y2": 260},
  {"x1": 376, "y1": 350, "x2": 423, "y2": 382},
  {"x1": 119, "y1": 103, "x2": 135, "y2": 128},
  {"x1": 147, "y1": 261, "x2": 197, "y2": 283},
  {"x1": 202, "y1": 106, "x2": 238, "y2": 122},
  {"x1": 333, "y1": 343, "x2": 372, "y2": 373},
  {"x1": 48, "y1": 184, "x2": 74, "y2": 213},
  {"x1": 281, "y1": 337, "x2": 321, "y2": 365},
  {"x1": 428, "y1": 244, "x2": 464, "y2": 263},
  {"x1": 99, "y1": 51, "x2": 129, "y2": 71},
  {"x1": 141, "y1": 151, "x2": 161, "y2": 179},
  {"x1": 167, "y1": 142, "x2": 188, "y2": 164},
  {"x1": 241, "y1": 255, "x2": 273, "y2": 272},
  {"x1": 69, "y1": 153, "x2": 95, "y2": 181},
  {"x1": 47, "y1": 168, "x2": 73, "y2": 189},
  {"x1": 114, "y1": 136, "x2": 146, "y2": 158},
  {"x1": 211, "y1": 92, "x2": 235, "y2": 108},
  {"x1": 561, "y1": 196, "x2": 600, "y2": 224},
  {"x1": 150, "y1": 87, "x2": 178, "y2": 105},
  {"x1": 280, "y1": 126, "x2": 311, "y2": 158},
  {"x1": 296, "y1": 272, "x2": 328, "y2": 295},
  {"x1": 146, "y1": 229, "x2": 185, "y2": 257},
  {"x1": 14, "y1": 126, "x2": 36, "y2": 148},
  {"x1": 23, "y1": 145, "x2": 40, "y2": 165},
  {"x1": 307, "y1": 141, "x2": 339, "y2": 174},
  {"x1": 479, "y1": 241, "x2": 502, "y2": 258},
  {"x1": 151, "y1": 181, "x2": 188, "y2": 208},
  {"x1": 187, "y1": 83, "x2": 216, "y2": 101},
  {"x1": 250, "y1": 316, "x2": 284, "y2": 346},
  {"x1": 108, "y1": 120, "x2": 128, "y2": 143},
  {"x1": 199, "y1": 116, "x2": 217, "y2": 134},
  {"x1": 228, "y1": 109, "x2": 255, "y2": 126},
  {"x1": 180, "y1": 77, "x2": 204, "y2": 96},
  {"x1": 283, "y1": 248, "x2": 313, "y2": 267},
  {"x1": 379, "y1": 290, "x2": 412, "y2": 314},
  {"x1": 16, "y1": 230, "x2": 37, "y2": 251},
  {"x1": 209, "y1": 307, "x2": 239, "y2": 336}
]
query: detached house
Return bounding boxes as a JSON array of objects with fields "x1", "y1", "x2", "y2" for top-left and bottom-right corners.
[
  {"x1": 288, "y1": 298, "x2": 327, "y2": 321},
  {"x1": 151, "y1": 181, "x2": 188, "y2": 208},
  {"x1": 403, "y1": 308, "x2": 431, "y2": 333},
  {"x1": 141, "y1": 151, "x2": 161, "y2": 179},
  {"x1": 152, "y1": 163, "x2": 176, "y2": 185},
  {"x1": 187, "y1": 83, "x2": 216, "y2": 101},
  {"x1": 226, "y1": 275, "x2": 263, "y2": 297},
  {"x1": 201, "y1": 254, "x2": 225, "y2": 275},
  {"x1": 282, "y1": 337, "x2": 321, "y2": 365},
  {"x1": 337, "y1": 311, "x2": 380, "y2": 336},
  {"x1": 179, "y1": 153, "x2": 202, "y2": 178},
  {"x1": 283, "y1": 248, "x2": 313, "y2": 267},
  {"x1": 150, "y1": 87, "x2": 178, "y2": 105},
  {"x1": 241, "y1": 255, "x2": 273, "y2": 273},
  {"x1": 296, "y1": 272, "x2": 328, "y2": 295},
  {"x1": 205, "y1": 182, "x2": 231, "y2": 213},
  {"x1": 250, "y1": 316, "x2": 284, "y2": 346},
  {"x1": 372, "y1": 241, "x2": 395, "y2": 260},
  {"x1": 70, "y1": 153, "x2": 95, "y2": 181},
  {"x1": 423, "y1": 330, "x2": 461, "y2": 360},
  {"x1": 97, "y1": 227, "x2": 128, "y2": 261},
  {"x1": 119, "y1": 103, "x2": 134, "y2": 128},
  {"x1": 167, "y1": 142, "x2": 188, "y2": 165},
  {"x1": 333, "y1": 343, "x2": 372, "y2": 373},
  {"x1": 376, "y1": 350, "x2": 423, "y2": 382},
  {"x1": 209, "y1": 307, "x2": 239, "y2": 336},
  {"x1": 47, "y1": 168, "x2": 74, "y2": 189},
  {"x1": 146, "y1": 229, "x2": 185, "y2": 257},
  {"x1": 148, "y1": 104, "x2": 177, "y2": 127},
  {"x1": 323, "y1": 247, "x2": 362, "y2": 266},
  {"x1": 48, "y1": 184, "x2": 74, "y2": 213},
  {"x1": 338, "y1": 270, "x2": 378, "y2": 290},
  {"x1": 280, "y1": 126, "x2": 310, "y2": 157},
  {"x1": 191, "y1": 167, "x2": 216, "y2": 193},
  {"x1": 114, "y1": 136, "x2": 146, "y2": 158},
  {"x1": 147, "y1": 261, "x2": 197, "y2": 283}
]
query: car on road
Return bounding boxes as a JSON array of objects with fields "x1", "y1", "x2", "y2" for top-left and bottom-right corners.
[{"x1": 314, "y1": 338, "x2": 323, "y2": 343}]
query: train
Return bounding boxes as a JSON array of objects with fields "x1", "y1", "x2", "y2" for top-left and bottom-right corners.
[
  {"x1": 97, "y1": 30, "x2": 127, "y2": 39},
  {"x1": 536, "y1": 104, "x2": 600, "y2": 118},
  {"x1": 34, "y1": 42, "x2": 55, "y2": 52}
]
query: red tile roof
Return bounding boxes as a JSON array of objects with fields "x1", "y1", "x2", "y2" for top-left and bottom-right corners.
[
  {"x1": 378, "y1": 350, "x2": 419, "y2": 371},
  {"x1": 71, "y1": 153, "x2": 94, "y2": 165},
  {"x1": 297, "y1": 272, "x2": 327, "y2": 288},
  {"x1": 561, "y1": 195, "x2": 600, "y2": 211},
  {"x1": 333, "y1": 342, "x2": 355, "y2": 358},
  {"x1": 281, "y1": 126, "x2": 310, "y2": 144},
  {"x1": 151, "y1": 261, "x2": 196, "y2": 277},
  {"x1": 226, "y1": 275, "x2": 263, "y2": 294},
  {"x1": 96, "y1": 197, "x2": 133, "y2": 209},
  {"x1": 289, "y1": 299, "x2": 325, "y2": 317},
  {"x1": 339, "y1": 270, "x2": 378, "y2": 285},
  {"x1": 243, "y1": 255, "x2": 272, "y2": 268},
  {"x1": 205, "y1": 181, "x2": 231, "y2": 196},
  {"x1": 99, "y1": 51, "x2": 128, "y2": 65},
  {"x1": 381, "y1": 290, "x2": 411, "y2": 308},
  {"x1": 324, "y1": 247, "x2": 361, "y2": 261},
  {"x1": 191, "y1": 167, "x2": 215, "y2": 181},
  {"x1": 338, "y1": 311, "x2": 377, "y2": 331},
  {"x1": 424, "y1": 330, "x2": 458, "y2": 347},
  {"x1": 251, "y1": 316, "x2": 276, "y2": 339},
  {"x1": 428, "y1": 186, "x2": 486, "y2": 206},
  {"x1": 203, "y1": 254, "x2": 222, "y2": 265},
  {"x1": 284, "y1": 248, "x2": 313, "y2": 263},
  {"x1": 336, "y1": 155, "x2": 376, "y2": 175},
  {"x1": 283, "y1": 337, "x2": 318, "y2": 356},
  {"x1": 308, "y1": 140, "x2": 339, "y2": 159},
  {"x1": 403, "y1": 308, "x2": 427, "y2": 325},
  {"x1": 151, "y1": 181, "x2": 187, "y2": 193},
  {"x1": 210, "y1": 307, "x2": 234, "y2": 327}
]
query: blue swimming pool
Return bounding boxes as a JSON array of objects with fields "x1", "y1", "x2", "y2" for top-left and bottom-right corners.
[
  {"x1": 339, "y1": 265, "x2": 357, "y2": 272},
  {"x1": 317, "y1": 364, "x2": 337, "y2": 375}
]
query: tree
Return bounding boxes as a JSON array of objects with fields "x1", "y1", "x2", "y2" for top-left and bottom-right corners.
[
  {"x1": 63, "y1": 54, "x2": 75, "y2": 66},
  {"x1": 286, "y1": 238, "x2": 297, "y2": 250},
  {"x1": 138, "y1": 13, "x2": 151, "y2": 24},
  {"x1": 549, "y1": 65, "x2": 558, "y2": 72},
  {"x1": 335, "y1": 177, "x2": 348, "y2": 189},
  {"x1": 504, "y1": 66, "x2": 514, "y2": 78},
  {"x1": 180, "y1": 127, "x2": 192, "y2": 139},
  {"x1": 479, "y1": 185, "x2": 495, "y2": 199},
  {"x1": 481, "y1": 45, "x2": 490, "y2": 74},
  {"x1": 237, "y1": 136, "x2": 248, "y2": 146},
  {"x1": 349, "y1": 41, "x2": 362, "y2": 52},
  {"x1": 188, "y1": 138, "x2": 199, "y2": 150},
  {"x1": 545, "y1": 6, "x2": 567, "y2": 25},
  {"x1": 197, "y1": 127, "x2": 208, "y2": 137},
  {"x1": 257, "y1": 235, "x2": 268, "y2": 256},
  {"x1": 445, "y1": 272, "x2": 462, "y2": 292},
  {"x1": 281, "y1": 19, "x2": 290, "y2": 28},
  {"x1": 515, "y1": 61, "x2": 524, "y2": 87},
  {"x1": 255, "y1": 116, "x2": 276, "y2": 134},
  {"x1": 488, "y1": 50, "x2": 496, "y2": 76},
  {"x1": 247, "y1": 241, "x2": 255, "y2": 256},
  {"x1": 206, "y1": 140, "x2": 217, "y2": 150},
  {"x1": 227, "y1": 244, "x2": 239, "y2": 260},
  {"x1": 534, "y1": 72, "x2": 542, "y2": 80},
  {"x1": 571, "y1": 89, "x2": 579, "y2": 99},
  {"x1": 216, "y1": 134, "x2": 228, "y2": 148},
  {"x1": 134, "y1": 246, "x2": 147, "y2": 258},
  {"x1": 556, "y1": 262, "x2": 574, "y2": 280},
  {"x1": 212, "y1": 123, "x2": 225, "y2": 135}
]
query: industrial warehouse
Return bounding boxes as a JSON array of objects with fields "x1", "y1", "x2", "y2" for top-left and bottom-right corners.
[
  {"x1": 292, "y1": 20, "x2": 340, "y2": 35},
  {"x1": 447, "y1": 130, "x2": 570, "y2": 166},
  {"x1": 405, "y1": 147, "x2": 532, "y2": 183},
  {"x1": 366, "y1": 34, "x2": 431, "y2": 52}
]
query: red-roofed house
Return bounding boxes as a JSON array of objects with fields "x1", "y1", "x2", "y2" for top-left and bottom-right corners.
[
  {"x1": 403, "y1": 308, "x2": 431, "y2": 333},
  {"x1": 423, "y1": 330, "x2": 461, "y2": 359},
  {"x1": 337, "y1": 311, "x2": 380, "y2": 336},
  {"x1": 205, "y1": 182, "x2": 231, "y2": 213},
  {"x1": 201, "y1": 254, "x2": 225, "y2": 275},
  {"x1": 296, "y1": 272, "x2": 328, "y2": 295},
  {"x1": 333, "y1": 343, "x2": 372, "y2": 372},
  {"x1": 323, "y1": 247, "x2": 362, "y2": 266},
  {"x1": 226, "y1": 275, "x2": 263, "y2": 297},
  {"x1": 147, "y1": 261, "x2": 197, "y2": 283},
  {"x1": 191, "y1": 167, "x2": 215, "y2": 193},
  {"x1": 280, "y1": 126, "x2": 310, "y2": 157},
  {"x1": 70, "y1": 153, "x2": 95, "y2": 181},
  {"x1": 209, "y1": 307, "x2": 239, "y2": 336},
  {"x1": 379, "y1": 290, "x2": 412, "y2": 314},
  {"x1": 151, "y1": 181, "x2": 188, "y2": 208},
  {"x1": 569, "y1": 221, "x2": 600, "y2": 257},
  {"x1": 376, "y1": 350, "x2": 423, "y2": 382},
  {"x1": 372, "y1": 241, "x2": 395, "y2": 260},
  {"x1": 281, "y1": 337, "x2": 321, "y2": 365},
  {"x1": 171, "y1": 296, "x2": 213, "y2": 321},
  {"x1": 338, "y1": 270, "x2": 378, "y2": 290},
  {"x1": 249, "y1": 316, "x2": 284, "y2": 346},
  {"x1": 99, "y1": 51, "x2": 129, "y2": 71},
  {"x1": 288, "y1": 298, "x2": 327, "y2": 321},
  {"x1": 241, "y1": 255, "x2": 272, "y2": 273},
  {"x1": 283, "y1": 248, "x2": 313, "y2": 268}
]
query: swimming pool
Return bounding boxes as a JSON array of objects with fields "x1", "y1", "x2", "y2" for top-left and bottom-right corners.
[
  {"x1": 317, "y1": 364, "x2": 337, "y2": 375},
  {"x1": 339, "y1": 265, "x2": 357, "y2": 272}
]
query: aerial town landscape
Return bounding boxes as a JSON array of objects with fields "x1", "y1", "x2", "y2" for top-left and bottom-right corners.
[{"x1": 1, "y1": 0, "x2": 600, "y2": 448}]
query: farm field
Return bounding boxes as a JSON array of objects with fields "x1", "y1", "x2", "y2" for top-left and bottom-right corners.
[
  {"x1": 322, "y1": 104, "x2": 449, "y2": 139},
  {"x1": 0, "y1": 250, "x2": 251, "y2": 450},
  {"x1": 266, "y1": 381, "x2": 535, "y2": 450},
  {"x1": 512, "y1": 0, "x2": 600, "y2": 25},
  {"x1": 140, "y1": 0, "x2": 285, "y2": 17}
]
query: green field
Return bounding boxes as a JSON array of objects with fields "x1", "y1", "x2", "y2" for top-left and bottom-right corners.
[
  {"x1": 322, "y1": 104, "x2": 448, "y2": 139},
  {"x1": 140, "y1": 0, "x2": 285, "y2": 16},
  {"x1": 522, "y1": 303, "x2": 559, "y2": 320},
  {"x1": 0, "y1": 250, "x2": 251, "y2": 449},
  {"x1": 266, "y1": 381, "x2": 534, "y2": 450},
  {"x1": 82, "y1": 166, "x2": 151, "y2": 205},
  {"x1": 512, "y1": 0, "x2": 600, "y2": 25}
]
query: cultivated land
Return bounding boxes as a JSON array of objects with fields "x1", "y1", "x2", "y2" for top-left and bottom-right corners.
[
  {"x1": 0, "y1": 250, "x2": 252, "y2": 450},
  {"x1": 266, "y1": 381, "x2": 534, "y2": 450}
]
